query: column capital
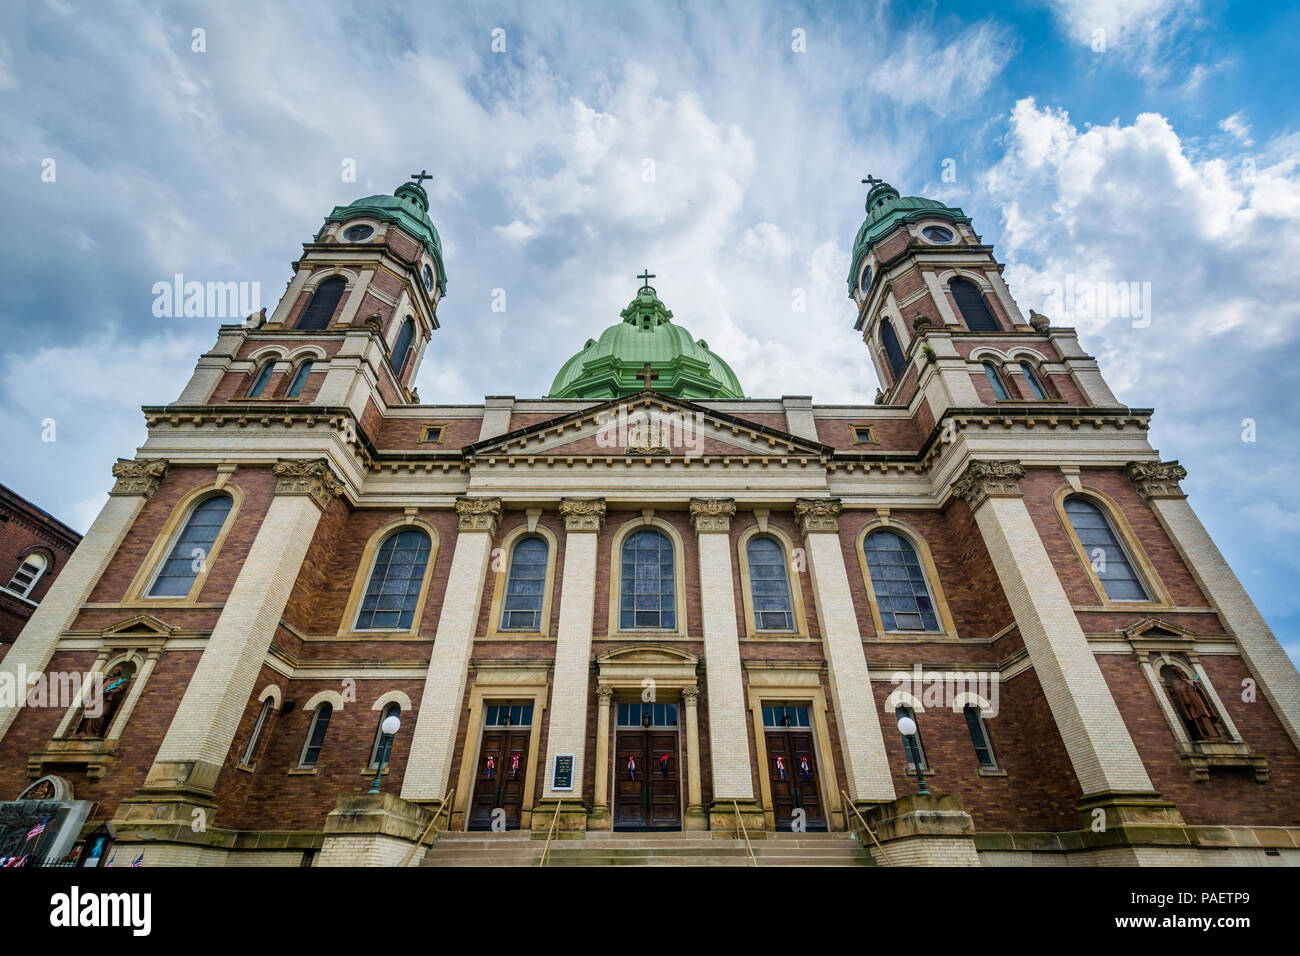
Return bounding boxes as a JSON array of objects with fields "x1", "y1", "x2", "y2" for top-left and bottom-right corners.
[
  {"x1": 559, "y1": 497, "x2": 606, "y2": 532},
  {"x1": 682, "y1": 685, "x2": 700, "y2": 705},
  {"x1": 951, "y1": 460, "x2": 1026, "y2": 511},
  {"x1": 455, "y1": 496, "x2": 503, "y2": 534},
  {"x1": 109, "y1": 458, "x2": 168, "y2": 499},
  {"x1": 689, "y1": 497, "x2": 736, "y2": 534},
  {"x1": 273, "y1": 458, "x2": 346, "y2": 511},
  {"x1": 596, "y1": 684, "x2": 615, "y2": 703},
  {"x1": 1125, "y1": 460, "x2": 1187, "y2": 500},
  {"x1": 793, "y1": 497, "x2": 842, "y2": 534}
]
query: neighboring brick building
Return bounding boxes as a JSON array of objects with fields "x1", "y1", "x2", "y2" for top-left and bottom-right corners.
[
  {"x1": 0, "y1": 482, "x2": 81, "y2": 652},
  {"x1": 0, "y1": 176, "x2": 1296, "y2": 866}
]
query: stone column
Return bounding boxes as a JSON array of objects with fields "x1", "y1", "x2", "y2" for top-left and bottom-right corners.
[
  {"x1": 1127, "y1": 461, "x2": 1300, "y2": 749},
  {"x1": 690, "y1": 498, "x2": 761, "y2": 831},
  {"x1": 0, "y1": 459, "x2": 167, "y2": 742},
  {"x1": 682, "y1": 685, "x2": 706, "y2": 829},
  {"x1": 136, "y1": 459, "x2": 344, "y2": 807},
  {"x1": 401, "y1": 497, "x2": 502, "y2": 806},
  {"x1": 952, "y1": 461, "x2": 1156, "y2": 797},
  {"x1": 591, "y1": 685, "x2": 613, "y2": 827},
  {"x1": 794, "y1": 498, "x2": 896, "y2": 805}
]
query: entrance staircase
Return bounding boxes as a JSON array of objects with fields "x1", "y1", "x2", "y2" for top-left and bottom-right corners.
[{"x1": 419, "y1": 830, "x2": 876, "y2": 867}]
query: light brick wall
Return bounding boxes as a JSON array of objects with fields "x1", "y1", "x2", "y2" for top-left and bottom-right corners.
[
  {"x1": 696, "y1": 530, "x2": 754, "y2": 800},
  {"x1": 315, "y1": 833, "x2": 424, "y2": 867},
  {"x1": 973, "y1": 494, "x2": 1153, "y2": 795},
  {"x1": 803, "y1": 530, "x2": 895, "y2": 802},
  {"x1": 542, "y1": 529, "x2": 598, "y2": 798},
  {"x1": 401, "y1": 528, "x2": 493, "y2": 801}
]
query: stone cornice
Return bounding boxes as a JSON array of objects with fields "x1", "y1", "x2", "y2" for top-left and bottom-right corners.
[
  {"x1": 455, "y1": 496, "x2": 503, "y2": 534},
  {"x1": 950, "y1": 460, "x2": 1026, "y2": 511},
  {"x1": 1125, "y1": 460, "x2": 1187, "y2": 500},
  {"x1": 793, "y1": 497, "x2": 843, "y2": 534},
  {"x1": 559, "y1": 497, "x2": 606, "y2": 532},
  {"x1": 689, "y1": 497, "x2": 737, "y2": 533},
  {"x1": 109, "y1": 458, "x2": 168, "y2": 499},
  {"x1": 273, "y1": 458, "x2": 346, "y2": 511}
]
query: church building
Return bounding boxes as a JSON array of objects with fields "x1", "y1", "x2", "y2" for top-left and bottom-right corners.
[{"x1": 1, "y1": 174, "x2": 1297, "y2": 866}]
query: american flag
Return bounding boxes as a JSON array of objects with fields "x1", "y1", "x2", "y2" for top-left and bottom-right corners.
[
  {"x1": 26, "y1": 818, "x2": 47, "y2": 842},
  {"x1": 105, "y1": 854, "x2": 116, "y2": 867},
  {"x1": 130, "y1": 853, "x2": 144, "y2": 867}
]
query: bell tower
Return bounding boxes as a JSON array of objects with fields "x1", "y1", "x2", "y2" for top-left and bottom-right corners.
[
  {"x1": 172, "y1": 172, "x2": 449, "y2": 418},
  {"x1": 847, "y1": 176, "x2": 1119, "y2": 416}
]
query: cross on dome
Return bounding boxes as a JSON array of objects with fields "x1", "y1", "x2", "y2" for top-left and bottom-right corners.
[
  {"x1": 637, "y1": 268, "x2": 656, "y2": 290},
  {"x1": 409, "y1": 170, "x2": 433, "y2": 186}
]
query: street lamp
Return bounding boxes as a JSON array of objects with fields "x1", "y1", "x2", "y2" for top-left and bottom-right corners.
[
  {"x1": 896, "y1": 715, "x2": 929, "y2": 796},
  {"x1": 368, "y1": 713, "x2": 402, "y2": 794}
]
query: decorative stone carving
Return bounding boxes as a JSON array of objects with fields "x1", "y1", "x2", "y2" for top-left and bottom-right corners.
[
  {"x1": 682, "y1": 686, "x2": 700, "y2": 705},
  {"x1": 793, "y1": 497, "x2": 843, "y2": 534},
  {"x1": 455, "y1": 496, "x2": 503, "y2": 534},
  {"x1": 1125, "y1": 460, "x2": 1187, "y2": 500},
  {"x1": 950, "y1": 460, "x2": 1026, "y2": 511},
  {"x1": 559, "y1": 497, "x2": 606, "y2": 532},
  {"x1": 689, "y1": 497, "x2": 736, "y2": 533},
  {"x1": 272, "y1": 458, "x2": 346, "y2": 511},
  {"x1": 1028, "y1": 309, "x2": 1051, "y2": 331},
  {"x1": 596, "y1": 685, "x2": 615, "y2": 704},
  {"x1": 109, "y1": 458, "x2": 168, "y2": 499}
]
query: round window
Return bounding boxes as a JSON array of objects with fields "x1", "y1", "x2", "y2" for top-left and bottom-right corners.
[
  {"x1": 859, "y1": 264, "x2": 872, "y2": 292},
  {"x1": 343, "y1": 224, "x2": 374, "y2": 242},
  {"x1": 422, "y1": 264, "x2": 435, "y2": 294},
  {"x1": 922, "y1": 225, "x2": 954, "y2": 243}
]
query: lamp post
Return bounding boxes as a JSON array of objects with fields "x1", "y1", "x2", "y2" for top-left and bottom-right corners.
[
  {"x1": 896, "y1": 715, "x2": 929, "y2": 796},
  {"x1": 368, "y1": 713, "x2": 402, "y2": 794}
]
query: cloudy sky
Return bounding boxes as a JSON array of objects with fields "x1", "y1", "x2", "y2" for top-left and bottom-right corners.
[{"x1": 1, "y1": 0, "x2": 1297, "y2": 661}]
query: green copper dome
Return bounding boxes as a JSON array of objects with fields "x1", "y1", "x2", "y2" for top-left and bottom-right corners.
[
  {"x1": 322, "y1": 181, "x2": 448, "y2": 294},
  {"x1": 847, "y1": 179, "x2": 971, "y2": 295},
  {"x1": 547, "y1": 283, "x2": 744, "y2": 400}
]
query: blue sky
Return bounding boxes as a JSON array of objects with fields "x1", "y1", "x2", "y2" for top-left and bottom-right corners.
[{"x1": 1, "y1": 0, "x2": 1297, "y2": 662}]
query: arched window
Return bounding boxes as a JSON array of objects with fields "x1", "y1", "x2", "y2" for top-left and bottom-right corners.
[
  {"x1": 895, "y1": 705, "x2": 927, "y2": 770},
  {"x1": 863, "y1": 530, "x2": 940, "y2": 632},
  {"x1": 368, "y1": 702, "x2": 401, "y2": 769},
  {"x1": 963, "y1": 705, "x2": 997, "y2": 768},
  {"x1": 147, "y1": 493, "x2": 233, "y2": 597},
  {"x1": 950, "y1": 278, "x2": 999, "y2": 332},
  {"x1": 241, "y1": 697, "x2": 273, "y2": 767},
  {"x1": 299, "y1": 702, "x2": 332, "y2": 768},
  {"x1": 285, "y1": 360, "x2": 313, "y2": 399},
  {"x1": 1063, "y1": 497, "x2": 1149, "y2": 601},
  {"x1": 746, "y1": 536, "x2": 794, "y2": 632},
  {"x1": 390, "y1": 317, "x2": 415, "y2": 378},
  {"x1": 6, "y1": 552, "x2": 47, "y2": 598},
  {"x1": 297, "y1": 276, "x2": 346, "y2": 330},
  {"x1": 1019, "y1": 361, "x2": 1048, "y2": 399},
  {"x1": 983, "y1": 361, "x2": 1010, "y2": 400},
  {"x1": 620, "y1": 528, "x2": 675, "y2": 630},
  {"x1": 501, "y1": 536, "x2": 548, "y2": 630},
  {"x1": 355, "y1": 529, "x2": 431, "y2": 630},
  {"x1": 880, "y1": 320, "x2": 906, "y2": 381},
  {"x1": 246, "y1": 360, "x2": 275, "y2": 398}
]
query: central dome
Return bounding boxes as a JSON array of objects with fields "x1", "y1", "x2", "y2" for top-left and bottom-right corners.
[{"x1": 547, "y1": 283, "x2": 744, "y2": 400}]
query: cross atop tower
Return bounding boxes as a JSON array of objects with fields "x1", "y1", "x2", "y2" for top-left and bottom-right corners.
[
  {"x1": 638, "y1": 362, "x2": 659, "y2": 390},
  {"x1": 409, "y1": 170, "x2": 433, "y2": 186},
  {"x1": 637, "y1": 268, "x2": 656, "y2": 290},
  {"x1": 861, "y1": 174, "x2": 885, "y2": 189}
]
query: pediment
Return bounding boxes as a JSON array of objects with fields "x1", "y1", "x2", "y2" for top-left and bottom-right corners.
[
  {"x1": 99, "y1": 614, "x2": 176, "y2": 640},
  {"x1": 596, "y1": 643, "x2": 700, "y2": 667},
  {"x1": 466, "y1": 394, "x2": 829, "y2": 461},
  {"x1": 1122, "y1": 618, "x2": 1194, "y2": 642}
]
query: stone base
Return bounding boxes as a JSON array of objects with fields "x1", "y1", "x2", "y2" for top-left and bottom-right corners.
[
  {"x1": 587, "y1": 805, "x2": 611, "y2": 830},
  {"x1": 1076, "y1": 790, "x2": 1189, "y2": 849},
  {"x1": 316, "y1": 791, "x2": 437, "y2": 867},
  {"x1": 529, "y1": 798, "x2": 589, "y2": 837},
  {"x1": 860, "y1": 793, "x2": 980, "y2": 866},
  {"x1": 708, "y1": 799, "x2": 766, "y2": 838},
  {"x1": 685, "y1": 805, "x2": 709, "y2": 831}
]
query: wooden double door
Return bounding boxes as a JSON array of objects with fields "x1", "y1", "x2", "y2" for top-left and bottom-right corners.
[
  {"x1": 469, "y1": 717, "x2": 533, "y2": 831},
  {"x1": 765, "y1": 718, "x2": 827, "y2": 832},
  {"x1": 613, "y1": 727, "x2": 682, "y2": 831}
]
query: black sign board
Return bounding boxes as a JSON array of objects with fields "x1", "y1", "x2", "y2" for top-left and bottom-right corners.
[{"x1": 551, "y1": 754, "x2": 574, "y2": 791}]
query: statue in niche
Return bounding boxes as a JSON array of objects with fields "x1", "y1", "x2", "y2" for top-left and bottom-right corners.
[
  {"x1": 72, "y1": 663, "x2": 135, "y2": 739},
  {"x1": 1164, "y1": 667, "x2": 1224, "y2": 741}
]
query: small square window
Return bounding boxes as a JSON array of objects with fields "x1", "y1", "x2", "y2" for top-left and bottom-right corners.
[
  {"x1": 852, "y1": 425, "x2": 877, "y2": 444},
  {"x1": 419, "y1": 424, "x2": 446, "y2": 444}
]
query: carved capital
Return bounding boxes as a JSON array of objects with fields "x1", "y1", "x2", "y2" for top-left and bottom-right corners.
[
  {"x1": 272, "y1": 458, "x2": 345, "y2": 511},
  {"x1": 109, "y1": 459, "x2": 168, "y2": 499},
  {"x1": 596, "y1": 685, "x2": 615, "y2": 704},
  {"x1": 689, "y1": 498, "x2": 736, "y2": 534},
  {"x1": 559, "y1": 497, "x2": 606, "y2": 532},
  {"x1": 682, "y1": 686, "x2": 700, "y2": 706},
  {"x1": 793, "y1": 497, "x2": 843, "y2": 534},
  {"x1": 951, "y1": 460, "x2": 1026, "y2": 511},
  {"x1": 1125, "y1": 460, "x2": 1187, "y2": 500},
  {"x1": 455, "y1": 496, "x2": 502, "y2": 534}
]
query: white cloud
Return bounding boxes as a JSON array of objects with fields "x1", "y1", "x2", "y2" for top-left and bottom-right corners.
[
  {"x1": 1048, "y1": 0, "x2": 1202, "y2": 80},
  {"x1": 1219, "y1": 111, "x2": 1253, "y2": 146},
  {"x1": 868, "y1": 22, "x2": 1014, "y2": 115}
]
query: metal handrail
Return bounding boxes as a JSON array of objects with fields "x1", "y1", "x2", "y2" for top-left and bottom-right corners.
[
  {"x1": 538, "y1": 801, "x2": 562, "y2": 866},
  {"x1": 733, "y1": 800, "x2": 757, "y2": 867},
  {"x1": 401, "y1": 788, "x2": 454, "y2": 867},
  {"x1": 840, "y1": 790, "x2": 892, "y2": 866}
]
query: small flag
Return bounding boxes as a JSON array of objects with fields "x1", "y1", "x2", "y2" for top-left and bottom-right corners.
[
  {"x1": 13, "y1": 855, "x2": 28, "y2": 867},
  {"x1": 626, "y1": 754, "x2": 637, "y2": 779},
  {"x1": 799, "y1": 755, "x2": 812, "y2": 781},
  {"x1": 130, "y1": 853, "x2": 144, "y2": 867},
  {"x1": 484, "y1": 754, "x2": 496, "y2": 779},
  {"x1": 106, "y1": 854, "x2": 116, "y2": 867},
  {"x1": 659, "y1": 754, "x2": 670, "y2": 779},
  {"x1": 510, "y1": 752, "x2": 520, "y2": 778},
  {"x1": 0, "y1": 857, "x2": 11, "y2": 867},
  {"x1": 774, "y1": 755, "x2": 787, "y2": 780},
  {"x1": 26, "y1": 818, "x2": 47, "y2": 842}
]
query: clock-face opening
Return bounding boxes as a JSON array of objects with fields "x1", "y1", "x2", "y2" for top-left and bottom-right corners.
[
  {"x1": 922, "y1": 225, "x2": 954, "y2": 243},
  {"x1": 422, "y1": 263, "x2": 435, "y2": 293},
  {"x1": 859, "y1": 264, "x2": 872, "y2": 292},
  {"x1": 343, "y1": 224, "x2": 374, "y2": 241}
]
